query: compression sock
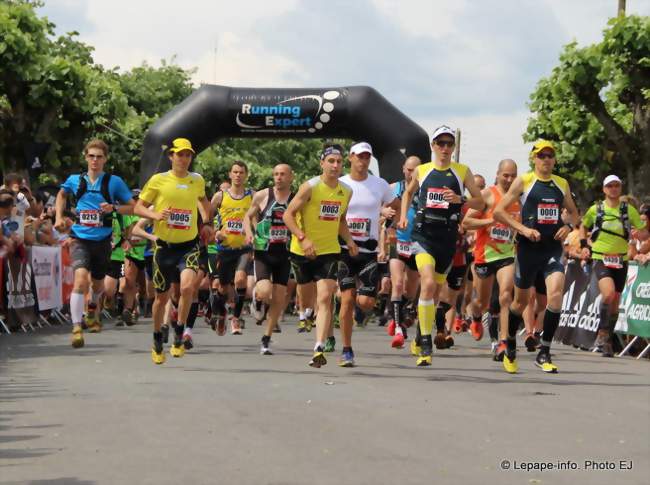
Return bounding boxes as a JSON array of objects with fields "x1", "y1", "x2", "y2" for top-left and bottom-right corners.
[
  {"x1": 435, "y1": 302, "x2": 451, "y2": 333},
  {"x1": 417, "y1": 299, "x2": 435, "y2": 336},
  {"x1": 234, "y1": 288, "x2": 246, "y2": 318}
]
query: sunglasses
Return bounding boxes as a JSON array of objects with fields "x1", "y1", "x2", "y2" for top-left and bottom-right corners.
[
  {"x1": 536, "y1": 152, "x2": 555, "y2": 160},
  {"x1": 605, "y1": 183, "x2": 621, "y2": 188},
  {"x1": 436, "y1": 140, "x2": 455, "y2": 148},
  {"x1": 87, "y1": 154, "x2": 105, "y2": 160}
]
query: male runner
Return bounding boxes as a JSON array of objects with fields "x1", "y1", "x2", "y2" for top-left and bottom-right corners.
[
  {"x1": 55, "y1": 139, "x2": 135, "y2": 348},
  {"x1": 135, "y1": 138, "x2": 210, "y2": 364},
  {"x1": 494, "y1": 140, "x2": 579, "y2": 373},
  {"x1": 398, "y1": 125, "x2": 485, "y2": 366},
  {"x1": 244, "y1": 163, "x2": 295, "y2": 355},
  {"x1": 463, "y1": 159, "x2": 519, "y2": 358},
  {"x1": 580, "y1": 174, "x2": 647, "y2": 357},
  {"x1": 284, "y1": 144, "x2": 357, "y2": 368},
  {"x1": 336, "y1": 142, "x2": 398, "y2": 366},
  {"x1": 210, "y1": 162, "x2": 254, "y2": 335}
]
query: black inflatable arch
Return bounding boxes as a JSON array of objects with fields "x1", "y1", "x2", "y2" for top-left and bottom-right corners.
[{"x1": 140, "y1": 85, "x2": 431, "y2": 186}]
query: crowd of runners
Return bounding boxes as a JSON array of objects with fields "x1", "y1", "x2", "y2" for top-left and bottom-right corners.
[{"x1": 54, "y1": 127, "x2": 650, "y2": 371}]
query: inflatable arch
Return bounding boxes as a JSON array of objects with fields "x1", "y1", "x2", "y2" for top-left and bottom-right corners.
[{"x1": 140, "y1": 85, "x2": 431, "y2": 186}]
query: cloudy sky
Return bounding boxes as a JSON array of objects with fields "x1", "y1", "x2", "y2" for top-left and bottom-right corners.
[{"x1": 40, "y1": 0, "x2": 649, "y2": 179}]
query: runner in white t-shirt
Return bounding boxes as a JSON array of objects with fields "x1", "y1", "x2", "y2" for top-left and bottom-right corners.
[{"x1": 335, "y1": 142, "x2": 398, "y2": 367}]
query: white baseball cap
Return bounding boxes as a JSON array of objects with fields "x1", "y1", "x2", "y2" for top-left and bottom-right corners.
[
  {"x1": 350, "y1": 142, "x2": 373, "y2": 156},
  {"x1": 603, "y1": 174, "x2": 622, "y2": 186},
  {"x1": 431, "y1": 125, "x2": 456, "y2": 142}
]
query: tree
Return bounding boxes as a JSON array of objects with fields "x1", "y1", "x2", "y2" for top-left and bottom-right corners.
[{"x1": 525, "y1": 14, "x2": 650, "y2": 203}]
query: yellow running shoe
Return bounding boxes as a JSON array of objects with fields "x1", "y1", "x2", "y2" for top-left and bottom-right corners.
[
  {"x1": 71, "y1": 327, "x2": 84, "y2": 348},
  {"x1": 503, "y1": 354, "x2": 518, "y2": 374},
  {"x1": 151, "y1": 348, "x2": 166, "y2": 365},
  {"x1": 410, "y1": 338, "x2": 421, "y2": 357},
  {"x1": 535, "y1": 351, "x2": 558, "y2": 373},
  {"x1": 416, "y1": 354, "x2": 432, "y2": 366},
  {"x1": 309, "y1": 351, "x2": 327, "y2": 368},
  {"x1": 170, "y1": 344, "x2": 185, "y2": 358}
]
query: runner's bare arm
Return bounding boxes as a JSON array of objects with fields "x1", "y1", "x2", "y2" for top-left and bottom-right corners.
[
  {"x1": 54, "y1": 189, "x2": 67, "y2": 231},
  {"x1": 210, "y1": 191, "x2": 223, "y2": 214},
  {"x1": 462, "y1": 188, "x2": 494, "y2": 230},
  {"x1": 132, "y1": 217, "x2": 158, "y2": 242},
  {"x1": 494, "y1": 177, "x2": 532, "y2": 236},
  {"x1": 339, "y1": 194, "x2": 359, "y2": 257},
  {"x1": 283, "y1": 182, "x2": 311, "y2": 239},
  {"x1": 114, "y1": 199, "x2": 135, "y2": 215},
  {"x1": 198, "y1": 196, "x2": 210, "y2": 223},
  {"x1": 134, "y1": 198, "x2": 167, "y2": 221},
  {"x1": 461, "y1": 168, "x2": 486, "y2": 211},
  {"x1": 398, "y1": 176, "x2": 419, "y2": 229},
  {"x1": 244, "y1": 189, "x2": 266, "y2": 245},
  {"x1": 555, "y1": 187, "x2": 579, "y2": 240}
]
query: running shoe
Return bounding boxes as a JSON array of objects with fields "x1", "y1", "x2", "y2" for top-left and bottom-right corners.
[
  {"x1": 391, "y1": 333, "x2": 405, "y2": 349},
  {"x1": 239, "y1": 317, "x2": 246, "y2": 329},
  {"x1": 524, "y1": 332, "x2": 539, "y2": 352},
  {"x1": 502, "y1": 354, "x2": 518, "y2": 374},
  {"x1": 493, "y1": 340, "x2": 506, "y2": 362},
  {"x1": 387, "y1": 319, "x2": 396, "y2": 336},
  {"x1": 151, "y1": 347, "x2": 166, "y2": 365},
  {"x1": 452, "y1": 316, "x2": 464, "y2": 334},
  {"x1": 535, "y1": 351, "x2": 558, "y2": 373},
  {"x1": 304, "y1": 316, "x2": 314, "y2": 332},
  {"x1": 297, "y1": 319, "x2": 307, "y2": 333},
  {"x1": 182, "y1": 329, "x2": 194, "y2": 350},
  {"x1": 170, "y1": 341, "x2": 185, "y2": 358},
  {"x1": 161, "y1": 324, "x2": 170, "y2": 344},
  {"x1": 377, "y1": 315, "x2": 388, "y2": 327},
  {"x1": 260, "y1": 336, "x2": 272, "y2": 355},
  {"x1": 208, "y1": 315, "x2": 218, "y2": 331},
  {"x1": 444, "y1": 334, "x2": 454, "y2": 348},
  {"x1": 122, "y1": 309, "x2": 134, "y2": 327},
  {"x1": 115, "y1": 318, "x2": 125, "y2": 327},
  {"x1": 85, "y1": 305, "x2": 102, "y2": 333},
  {"x1": 338, "y1": 348, "x2": 355, "y2": 367},
  {"x1": 71, "y1": 326, "x2": 84, "y2": 348},
  {"x1": 230, "y1": 317, "x2": 243, "y2": 335},
  {"x1": 216, "y1": 316, "x2": 227, "y2": 336},
  {"x1": 416, "y1": 344, "x2": 432, "y2": 367},
  {"x1": 324, "y1": 336, "x2": 336, "y2": 353},
  {"x1": 433, "y1": 331, "x2": 447, "y2": 350},
  {"x1": 469, "y1": 320, "x2": 484, "y2": 341},
  {"x1": 252, "y1": 298, "x2": 265, "y2": 321},
  {"x1": 309, "y1": 350, "x2": 327, "y2": 368},
  {"x1": 410, "y1": 338, "x2": 422, "y2": 357}
]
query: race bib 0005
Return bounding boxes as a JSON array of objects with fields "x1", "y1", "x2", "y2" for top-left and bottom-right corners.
[{"x1": 167, "y1": 208, "x2": 192, "y2": 230}]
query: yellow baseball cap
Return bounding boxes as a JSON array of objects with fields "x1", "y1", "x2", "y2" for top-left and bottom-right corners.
[
  {"x1": 530, "y1": 140, "x2": 555, "y2": 156},
  {"x1": 169, "y1": 138, "x2": 195, "y2": 153}
]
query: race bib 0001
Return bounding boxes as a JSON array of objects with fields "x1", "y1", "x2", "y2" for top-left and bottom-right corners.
[
  {"x1": 537, "y1": 203, "x2": 559, "y2": 224},
  {"x1": 426, "y1": 188, "x2": 449, "y2": 209},
  {"x1": 347, "y1": 218, "x2": 370, "y2": 238},
  {"x1": 319, "y1": 200, "x2": 341, "y2": 221},
  {"x1": 167, "y1": 208, "x2": 192, "y2": 230},
  {"x1": 79, "y1": 210, "x2": 102, "y2": 227}
]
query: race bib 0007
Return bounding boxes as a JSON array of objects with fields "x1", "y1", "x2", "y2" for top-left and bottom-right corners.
[
  {"x1": 426, "y1": 188, "x2": 449, "y2": 209},
  {"x1": 537, "y1": 204, "x2": 559, "y2": 224},
  {"x1": 319, "y1": 200, "x2": 341, "y2": 221},
  {"x1": 79, "y1": 210, "x2": 102, "y2": 227},
  {"x1": 347, "y1": 218, "x2": 370, "y2": 238},
  {"x1": 167, "y1": 208, "x2": 192, "y2": 230}
]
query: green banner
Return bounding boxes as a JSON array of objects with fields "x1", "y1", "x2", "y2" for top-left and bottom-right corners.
[{"x1": 616, "y1": 263, "x2": 650, "y2": 338}]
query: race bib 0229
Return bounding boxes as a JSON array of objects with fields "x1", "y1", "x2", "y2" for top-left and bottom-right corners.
[{"x1": 226, "y1": 218, "x2": 244, "y2": 234}]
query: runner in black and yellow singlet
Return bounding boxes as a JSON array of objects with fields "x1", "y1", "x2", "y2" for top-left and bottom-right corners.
[
  {"x1": 135, "y1": 138, "x2": 211, "y2": 365},
  {"x1": 244, "y1": 164, "x2": 294, "y2": 355},
  {"x1": 284, "y1": 144, "x2": 357, "y2": 368},
  {"x1": 494, "y1": 140, "x2": 579, "y2": 374},
  {"x1": 210, "y1": 161, "x2": 254, "y2": 335},
  {"x1": 580, "y1": 174, "x2": 648, "y2": 357},
  {"x1": 398, "y1": 125, "x2": 485, "y2": 366}
]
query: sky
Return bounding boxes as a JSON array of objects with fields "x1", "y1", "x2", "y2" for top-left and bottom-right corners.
[{"x1": 40, "y1": 0, "x2": 650, "y2": 180}]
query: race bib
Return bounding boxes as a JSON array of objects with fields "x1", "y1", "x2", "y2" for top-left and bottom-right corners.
[
  {"x1": 269, "y1": 225, "x2": 288, "y2": 243},
  {"x1": 79, "y1": 210, "x2": 102, "y2": 227},
  {"x1": 226, "y1": 218, "x2": 244, "y2": 235},
  {"x1": 347, "y1": 218, "x2": 370, "y2": 238},
  {"x1": 426, "y1": 188, "x2": 449, "y2": 209},
  {"x1": 489, "y1": 224, "x2": 513, "y2": 243},
  {"x1": 537, "y1": 204, "x2": 559, "y2": 224},
  {"x1": 319, "y1": 200, "x2": 341, "y2": 221},
  {"x1": 397, "y1": 240, "x2": 412, "y2": 257},
  {"x1": 603, "y1": 254, "x2": 623, "y2": 269},
  {"x1": 167, "y1": 208, "x2": 192, "y2": 230}
]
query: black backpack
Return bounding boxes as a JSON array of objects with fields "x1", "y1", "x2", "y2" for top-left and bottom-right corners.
[
  {"x1": 73, "y1": 172, "x2": 114, "y2": 228},
  {"x1": 591, "y1": 201, "x2": 631, "y2": 242}
]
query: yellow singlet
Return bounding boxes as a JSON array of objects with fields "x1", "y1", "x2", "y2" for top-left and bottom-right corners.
[
  {"x1": 289, "y1": 176, "x2": 352, "y2": 256},
  {"x1": 217, "y1": 189, "x2": 253, "y2": 250},
  {"x1": 139, "y1": 171, "x2": 205, "y2": 244}
]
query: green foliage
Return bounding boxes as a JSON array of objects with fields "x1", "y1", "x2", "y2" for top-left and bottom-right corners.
[{"x1": 526, "y1": 15, "x2": 650, "y2": 203}]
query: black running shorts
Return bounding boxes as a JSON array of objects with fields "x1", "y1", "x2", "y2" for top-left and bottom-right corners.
[
  {"x1": 290, "y1": 253, "x2": 340, "y2": 284},
  {"x1": 593, "y1": 259, "x2": 628, "y2": 293},
  {"x1": 514, "y1": 241, "x2": 564, "y2": 290},
  {"x1": 153, "y1": 239, "x2": 200, "y2": 293},
  {"x1": 338, "y1": 250, "x2": 380, "y2": 297},
  {"x1": 216, "y1": 249, "x2": 251, "y2": 285},
  {"x1": 446, "y1": 265, "x2": 467, "y2": 291},
  {"x1": 254, "y1": 250, "x2": 291, "y2": 286},
  {"x1": 474, "y1": 257, "x2": 515, "y2": 280},
  {"x1": 70, "y1": 237, "x2": 112, "y2": 280}
]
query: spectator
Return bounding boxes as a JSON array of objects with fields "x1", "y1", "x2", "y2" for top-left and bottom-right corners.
[{"x1": 631, "y1": 204, "x2": 650, "y2": 264}]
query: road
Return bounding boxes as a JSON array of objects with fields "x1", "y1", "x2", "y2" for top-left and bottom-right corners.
[{"x1": 1, "y1": 315, "x2": 648, "y2": 485}]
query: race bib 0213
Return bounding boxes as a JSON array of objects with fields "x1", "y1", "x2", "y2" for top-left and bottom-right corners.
[
  {"x1": 319, "y1": 200, "x2": 341, "y2": 221},
  {"x1": 79, "y1": 210, "x2": 102, "y2": 227}
]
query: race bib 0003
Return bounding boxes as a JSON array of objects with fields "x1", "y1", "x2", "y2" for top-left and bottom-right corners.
[{"x1": 319, "y1": 200, "x2": 341, "y2": 221}]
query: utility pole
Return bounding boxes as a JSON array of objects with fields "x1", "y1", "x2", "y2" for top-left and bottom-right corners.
[
  {"x1": 454, "y1": 129, "x2": 462, "y2": 162},
  {"x1": 618, "y1": 0, "x2": 626, "y2": 16}
]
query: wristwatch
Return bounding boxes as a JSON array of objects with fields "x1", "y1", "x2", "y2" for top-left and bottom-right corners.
[
  {"x1": 460, "y1": 195, "x2": 468, "y2": 204},
  {"x1": 565, "y1": 223, "x2": 574, "y2": 231}
]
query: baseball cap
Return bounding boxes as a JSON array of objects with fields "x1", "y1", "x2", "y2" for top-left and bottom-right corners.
[
  {"x1": 431, "y1": 125, "x2": 456, "y2": 142},
  {"x1": 169, "y1": 138, "x2": 195, "y2": 153},
  {"x1": 603, "y1": 174, "x2": 622, "y2": 186},
  {"x1": 350, "y1": 142, "x2": 373, "y2": 156},
  {"x1": 531, "y1": 140, "x2": 555, "y2": 156}
]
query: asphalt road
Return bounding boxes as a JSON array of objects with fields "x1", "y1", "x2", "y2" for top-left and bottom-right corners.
[{"x1": 1, "y1": 315, "x2": 648, "y2": 485}]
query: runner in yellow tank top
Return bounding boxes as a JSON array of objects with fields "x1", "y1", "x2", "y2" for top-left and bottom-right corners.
[
  {"x1": 209, "y1": 161, "x2": 255, "y2": 335},
  {"x1": 284, "y1": 144, "x2": 358, "y2": 368},
  {"x1": 135, "y1": 138, "x2": 211, "y2": 365}
]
